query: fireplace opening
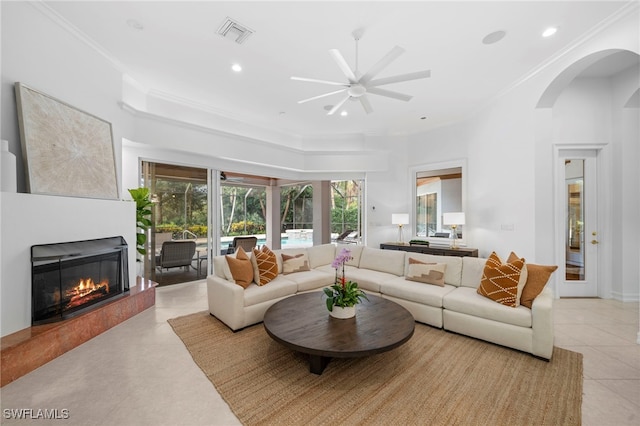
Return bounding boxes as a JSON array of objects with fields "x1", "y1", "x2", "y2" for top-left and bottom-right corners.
[{"x1": 31, "y1": 236, "x2": 129, "y2": 325}]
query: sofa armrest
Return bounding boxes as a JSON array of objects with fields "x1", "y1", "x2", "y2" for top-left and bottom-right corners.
[
  {"x1": 206, "y1": 275, "x2": 245, "y2": 331},
  {"x1": 531, "y1": 286, "x2": 554, "y2": 359}
]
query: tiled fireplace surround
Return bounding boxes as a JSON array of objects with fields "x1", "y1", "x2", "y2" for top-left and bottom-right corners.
[
  {"x1": 0, "y1": 277, "x2": 157, "y2": 387},
  {"x1": 0, "y1": 192, "x2": 142, "y2": 386}
]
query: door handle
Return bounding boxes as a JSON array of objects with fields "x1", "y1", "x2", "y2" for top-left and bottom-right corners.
[{"x1": 591, "y1": 239, "x2": 599, "y2": 245}]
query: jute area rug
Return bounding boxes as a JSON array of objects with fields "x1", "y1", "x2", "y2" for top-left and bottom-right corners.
[{"x1": 168, "y1": 311, "x2": 582, "y2": 426}]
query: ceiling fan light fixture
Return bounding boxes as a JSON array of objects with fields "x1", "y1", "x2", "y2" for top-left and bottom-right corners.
[
  {"x1": 347, "y1": 84, "x2": 366, "y2": 97},
  {"x1": 292, "y1": 33, "x2": 430, "y2": 115}
]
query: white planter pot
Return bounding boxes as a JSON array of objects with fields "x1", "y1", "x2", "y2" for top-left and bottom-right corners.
[{"x1": 329, "y1": 305, "x2": 356, "y2": 319}]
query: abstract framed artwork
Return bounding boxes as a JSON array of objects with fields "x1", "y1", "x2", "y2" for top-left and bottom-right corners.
[{"x1": 15, "y1": 82, "x2": 119, "y2": 199}]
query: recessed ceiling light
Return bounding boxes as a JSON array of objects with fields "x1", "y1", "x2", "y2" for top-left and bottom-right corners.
[
  {"x1": 482, "y1": 30, "x2": 506, "y2": 45},
  {"x1": 231, "y1": 63, "x2": 242, "y2": 72},
  {"x1": 420, "y1": 116, "x2": 427, "y2": 120},
  {"x1": 126, "y1": 19, "x2": 144, "y2": 31},
  {"x1": 340, "y1": 111, "x2": 348, "y2": 117},
  {"x1": 542, "y1": 27, "x2": 558, "y2": 38}
]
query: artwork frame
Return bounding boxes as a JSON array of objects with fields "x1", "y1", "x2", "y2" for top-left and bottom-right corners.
[{"x1": 15, "y1": 82, "x2": 119, "y2": 200}]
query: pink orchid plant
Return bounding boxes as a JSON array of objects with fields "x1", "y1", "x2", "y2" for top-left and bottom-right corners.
[{"x1": 323, "y1": 248, "x2": 368, "y2": 311}]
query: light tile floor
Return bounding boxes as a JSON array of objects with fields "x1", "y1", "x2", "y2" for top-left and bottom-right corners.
[{"x1": 1, "y1": 280, "x2": 638, "y2": 425}]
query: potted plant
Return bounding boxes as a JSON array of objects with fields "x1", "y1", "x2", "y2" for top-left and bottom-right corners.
[
  {"x1": 323, "y1": 248, "x2": 368, "y2": 319},
  {"x1": 128, "y1": 187, "x2": 153, "y2": 261}
]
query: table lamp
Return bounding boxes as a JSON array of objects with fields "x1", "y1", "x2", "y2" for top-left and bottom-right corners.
[
  {"x1": 392, "y1": 213, "x2": 409, "y2": 244},
  {"x1": 442, "y1": 212, "x2": 465, "y2": 249}
]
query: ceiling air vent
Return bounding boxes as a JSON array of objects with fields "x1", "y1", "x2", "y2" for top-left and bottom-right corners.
[{"x1": 216, "y1": 17, "x2": 254, "y2": 44}]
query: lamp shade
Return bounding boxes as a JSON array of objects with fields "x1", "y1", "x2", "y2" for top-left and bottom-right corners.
[
  {"x1": 392, "y1": 213, "x2": 409, "y2": 225},
  {"x1": 443, "y1": 212, "x2": 465, "y2": 226}
]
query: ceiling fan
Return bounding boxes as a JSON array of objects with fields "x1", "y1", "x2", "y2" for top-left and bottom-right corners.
[{"x1": 291, "y1": 30, "x2": 430, "y2": 115}]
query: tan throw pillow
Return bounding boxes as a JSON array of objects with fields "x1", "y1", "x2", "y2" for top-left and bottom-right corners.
[
  {"x1": 477, "y1": 252, "x2": 528, "y2": 307},
  {"x1": 281, "y1": 253, "x2": 310, "y2": 275},
  {"x1": 225, "y1": 247, "x2": 253, "y2": 288},
  {"x1": 406, "y1": 258, "x2": 446, "y2": 286},
  {"x1": 253, "y1": 246, "x2": 278, "y2": 285},
  {"x1": 507, "y1": 252, "x2": 558, "y2": 309}
]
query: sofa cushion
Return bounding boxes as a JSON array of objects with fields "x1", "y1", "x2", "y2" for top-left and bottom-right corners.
[
  {"x1": 253, "y1": 246, "x2": 278, "y2": 286},
  {"x1": 477, "y1": 252, "x2": 528, "y2": 307},
  {"x1": 460, "y1": 257, "x2": 487, "y2": 288},
  {"x1": 282, "y1": 253, "x2": 311, "y2": 274},
  {"x1": 282, "y1": 269, "x2": 335, "y2": 292},
  {"x1": 406, "y1": 258, "x2": 446, "y2": 286},
  {"x1": 243, "y1": 277, "x2": 297, "y2": 307},
  {"x1": 225, "y1": 247, "x2": 254, "y2": 288},
  {"x1": 404, "y1": 253, "x2": 462, "y2": 286},
  {"x1": 382, "y1": 276, "x2": 457, "y2": 308},
  {"x1": 359, "y1": 247, "x2": 405, "y2": 276},
  {"x1": 444, "y1": 287, "x2": 532, "y2": 328},
  {"x1": 507, "y1": 252, "x2": 558, "y2": 309},
  {"x1": 337, "y1": 244, "x2": 363, "y2": 267},
  {"x1": 345, "y1": 268, "x2": 397, "y2": 293},
  {"x1": 213, "y1": 254, "x2": 230, "y2": 279},
  {"x1": 306, "y1": 244, "x2": 336, "y2": 269}
]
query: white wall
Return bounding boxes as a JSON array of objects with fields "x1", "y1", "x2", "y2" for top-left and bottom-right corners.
[
  {"x1": 405, "y1": 10, "x2": 638, "y2": 305},
  {"x1": 0, "y1": 192, "x2": 136, "y2": 337}
]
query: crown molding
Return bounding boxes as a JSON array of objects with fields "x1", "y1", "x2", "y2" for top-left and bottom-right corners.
[
  {"x1": 120, "y1": 101, "x2": 382, "y2": 157},
  {"x1": 28, "y1": 1, "x2": 130, "y2": 75}
]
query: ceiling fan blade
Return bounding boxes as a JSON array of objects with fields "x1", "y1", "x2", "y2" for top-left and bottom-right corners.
[
  {"x1": 359, "y1": 95, "x2": 373, "y2": 114},
  {"x1": 359, "y1": 45, "x2": 405, "y2": 84},
  {"x1": 327, "y1": 95, "x2": 351, "y2": 115},
  {"x1": 291, "y1": 76, "x2": 349, "y2": 86},
  {"x1": 368, "y1": 70, "x2": 431, "y2": 87},
  {"x1": 297, "y1": 88, "x2": 347, "y2": 104},
  {"x1": 329, "y1": 49, "x2": 357, "y2": 83},
  {"x1": 367, "y1": 87, "x2": 413, "y2": 102}
]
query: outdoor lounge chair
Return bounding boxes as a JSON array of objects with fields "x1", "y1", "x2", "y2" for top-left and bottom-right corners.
[
  {"x1": 336, "y1": 230, "x2": 358, "y2": 244},
  {"x1": 156, "y1": 240, "x2": 197, "y2": 277},
  {"x1": 227, "y1": 236, "x2": 258, "y2": 254}
]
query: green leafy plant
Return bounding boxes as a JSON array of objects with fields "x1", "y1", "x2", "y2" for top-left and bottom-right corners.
[
  {"x1": 128, "y1": 187, "x2": 153, "y2": 258},
  {"x1": 323, "y1": 248, "x2": 368, "y2": 311}
]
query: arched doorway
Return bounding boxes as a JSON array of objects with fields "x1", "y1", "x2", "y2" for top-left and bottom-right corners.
[{"x1": 535, "y1": 49, "x2": 639, "y2": 303}]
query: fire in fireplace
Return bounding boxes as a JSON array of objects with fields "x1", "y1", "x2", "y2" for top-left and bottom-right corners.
[{"x1": 31, "y1": 236, "x2": 129, "y2": 325}]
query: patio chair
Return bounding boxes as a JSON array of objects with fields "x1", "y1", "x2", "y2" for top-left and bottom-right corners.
[
  {"x1": 335, "y1": 229, "x2": 354, "y2": 242},
  {"x1": 156, "y1": 240, "x2": 197, "y2": 278},
  {"x1": 337, "y1": 230, "x2": 358, "y2": 244},
  {"x1": 228, "y1": 236, "x2": 258, "y2": 254}
]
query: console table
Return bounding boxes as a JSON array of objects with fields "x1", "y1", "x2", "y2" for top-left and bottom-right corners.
[{"x1": 380, "y1": 242, "x2": 478, "y2": 257}]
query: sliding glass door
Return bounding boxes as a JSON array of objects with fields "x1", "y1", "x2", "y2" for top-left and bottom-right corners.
[{"x1": 142, "y1": 161, "x2": 209, "y2": 285}]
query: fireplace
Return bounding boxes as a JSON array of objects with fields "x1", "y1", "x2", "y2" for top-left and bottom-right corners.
[{"x1": 31, "y1": 236, "x2": 129, "y2": 325}]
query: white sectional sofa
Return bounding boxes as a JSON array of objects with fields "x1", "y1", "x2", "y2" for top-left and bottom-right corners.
[{"x1": 206, "y1": 243, "x2": 555, "y2": 359}]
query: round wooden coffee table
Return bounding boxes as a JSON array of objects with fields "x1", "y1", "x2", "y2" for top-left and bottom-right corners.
[{"x1": 263, "y1": 292, "x2": 415, "y2": 374}]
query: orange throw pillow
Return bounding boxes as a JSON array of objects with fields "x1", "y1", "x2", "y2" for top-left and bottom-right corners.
[
  {"x1": 225, "y1": 247, "x2": 253, "y2": 288},
  {"x1": 507, "y1": 252, "x2": 558, "y2": 309},
  {"x1": 477, "y1": 252, "x2": 527, "y2": 307},
  {"x1": 253, "y1": 246, "x2": 278, "y2": 285}
]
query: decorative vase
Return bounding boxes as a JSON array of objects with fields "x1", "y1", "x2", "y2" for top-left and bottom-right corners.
[
  {"x1": 329, "y1": 305, "x2": 356, "y2": 319},
  {"x1": 1, "y1": 140, "x2": 17, "y2": 192}
]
